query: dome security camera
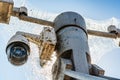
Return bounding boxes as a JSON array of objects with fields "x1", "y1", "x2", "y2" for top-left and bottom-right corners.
[
  {"x1": 6, "y1": 34, "x2": 30, "y2": 66},
  {"x1": 107, "y1": 25, "x2": 117, "y2": 34}
]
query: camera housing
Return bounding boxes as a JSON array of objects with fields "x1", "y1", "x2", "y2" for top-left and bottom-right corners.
[
  {"x1": 6, "y1": 34, "x2": 30, "y2": 66},
  {"x1": 107, "y1": 25, "x2": 117, "y2": 34},
  {"x1": 19, "y1": 6, "x2": 28, "y2": 16}
]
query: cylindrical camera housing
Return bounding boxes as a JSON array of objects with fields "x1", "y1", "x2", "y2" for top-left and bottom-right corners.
[
  {"x1": 6, "y1": 34, "x2": 30, "y2": 66},
  {"x1": 54, "y1": 12, "x2": 90, "y2": 74}
]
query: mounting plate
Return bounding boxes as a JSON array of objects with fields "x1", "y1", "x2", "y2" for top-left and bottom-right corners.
[{"x1": 0, "y1": 0, "x2": 13, "y2": 23}]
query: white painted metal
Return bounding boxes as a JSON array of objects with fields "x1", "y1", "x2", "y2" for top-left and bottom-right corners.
[
  {"x1": 57, "y1": 58, "x2": 68, "y2": 80},
  {"x1": 0, "y1": 0, "x2": 13, "y2": 23},
  {"x1": 16, "y1": 27, "x2": 56, "y2": 66},
  {"x1": 91, "y1": 64, "x2": 105, "y2": 76},
  {"x1": 0, "y1": 0, "x2": 13, "y2": 3},
  {"x1": 54, "y1": 12, "x2": 87, "y2": 32},
  {"x1": 64, "y1": 69, "x2": 108, "y2": 80},
  {"x1": 19, "y1": 6, "x2": 28, "y2": 16},
  {"x1": 88, "y1": 30, "x2": 118, "y2": 38},
  {"x1": 55, "y1": 58, "x2": 107, "y2": 80},
  {"x1": 12, "y1": 8, "x2": 120, "y2": 39},
  {"x1": 12, "y1": 7, "x2": 54, "y2": 26},
  {"x1": 54, "y1": 12, "x2": 90, "y2": 74}
]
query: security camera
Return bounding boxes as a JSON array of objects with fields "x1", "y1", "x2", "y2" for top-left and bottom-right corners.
[
  {"x1": 19, "y1": 6, "x2": 28, "y2": 16},
  {"x1": 6, "y1": 34, "x2": 30, "y2": 66},
  {"x1": 107, "y1": 25, "x2": 117, "y2": 34}
]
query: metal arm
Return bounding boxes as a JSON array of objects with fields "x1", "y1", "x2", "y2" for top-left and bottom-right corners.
[
  {"x1": 12, "y1": 7, "x2": 54, "y2": 26},
  {"x1": 0, "y1": 1, "x2": 120, "y2": 39},
  {"x1": 87, "y1": 30, "x2": 118, "y2": 39},
  {"x1": 16, "y1": 27, "x2": 57, "y2": 66},
  {"x1": 12, "y1": 7, "x2": 120, "y2": 39}
]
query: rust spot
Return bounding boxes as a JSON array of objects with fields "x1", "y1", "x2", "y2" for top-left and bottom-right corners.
[
  {"x1": 46, "y1": 29, "x2": 51, "y2": 32},
  {"x1": 74, "y1": 18, "x2": 77, "y2": 24},
  {"x1": 75, "y1": 28, "x2": 78, "y2": 31},
  {"x1": 48, "y1": 40, "x2": 52, "y2": 42}
]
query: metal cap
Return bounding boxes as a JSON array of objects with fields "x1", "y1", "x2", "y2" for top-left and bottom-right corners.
[{"x1": 54, "y1": 12, "x2": 87, "y2": 33}]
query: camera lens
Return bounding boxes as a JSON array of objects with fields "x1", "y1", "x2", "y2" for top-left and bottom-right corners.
[
  {"x1": 11, "y1": 46, "x2": 27, "y2": 58},
  {"x1": 6, "y1": 42, "x2": 30, "y2": 66}
]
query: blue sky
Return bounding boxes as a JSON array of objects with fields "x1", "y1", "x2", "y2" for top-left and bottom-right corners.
[
  {"x1": 0, "y1": 0, "x2": 120, "y2": 80},
  {"x1": 28, "y1": 0, "x2": 120, "y2": 20}
]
